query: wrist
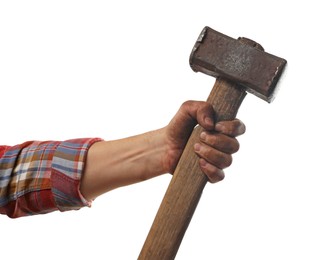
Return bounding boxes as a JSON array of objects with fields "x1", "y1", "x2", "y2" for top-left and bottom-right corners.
[{"x1": 140, "y1": 128, "x2": 169, "y2": 179}]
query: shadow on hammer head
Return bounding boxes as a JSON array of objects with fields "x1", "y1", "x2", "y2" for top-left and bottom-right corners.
[{"x1": 190, "y1": 27, "x2": 287, "y2": 103}]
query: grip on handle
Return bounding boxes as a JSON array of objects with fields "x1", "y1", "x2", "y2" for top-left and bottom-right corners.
[{"x1": 139, "y1": 78, "x2": 247, "y2": 260}]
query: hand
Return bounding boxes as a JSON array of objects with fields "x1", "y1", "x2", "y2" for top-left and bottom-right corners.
[
  {"x1": 81, "y1": 100, "x2": 245, "y2": 200},
  {"x1": 163, "y1": 100, "x2": 245, "y2": 183}
]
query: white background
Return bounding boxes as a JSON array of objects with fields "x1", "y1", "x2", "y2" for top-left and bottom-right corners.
[{"x1": 1, "y1": 1, "x2": 322, "y2": 259}]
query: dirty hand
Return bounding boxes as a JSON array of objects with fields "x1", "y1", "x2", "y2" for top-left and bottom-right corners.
[
  {"x1": 163, "y1": 100, "x2": 245, "y2": 183},
  {"x1": 81, "y1": 100, "x2": 245, "y2": 200}
]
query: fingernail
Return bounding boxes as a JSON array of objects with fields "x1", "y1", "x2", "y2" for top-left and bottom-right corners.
[
  {"x1": 205, "y1": 117, "x2": 214, "y2": 127},
  {"x1": 238, "y1": 124, "x2": 246, "y2": 135},
  {"x1": 200, "y1": 131, "x2": 206, "y2": 140},
  {"x1": 194, "y1": 143, "x2": 201, "y2": 152}
]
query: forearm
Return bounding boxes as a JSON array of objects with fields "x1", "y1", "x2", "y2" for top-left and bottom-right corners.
[
  {"x1": 80, "y1": 128, "x2": 168, "y2": 200},
  {"x1": 0, "y1": 129, "x2": 168, "y2": 217}
]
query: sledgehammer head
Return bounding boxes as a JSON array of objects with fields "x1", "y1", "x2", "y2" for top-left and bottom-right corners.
[{"x1": 190, "y1": 27, "x2": 287, "y2": 102}]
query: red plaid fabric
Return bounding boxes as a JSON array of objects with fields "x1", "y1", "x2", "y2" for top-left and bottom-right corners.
[{"x1": 0, "y1": 138, "x2": 102, "y2": 218}]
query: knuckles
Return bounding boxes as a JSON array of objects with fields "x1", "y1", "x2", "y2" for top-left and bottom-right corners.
[{"x1": 179, "y1": 101, "x2": 245, "y2": 183}]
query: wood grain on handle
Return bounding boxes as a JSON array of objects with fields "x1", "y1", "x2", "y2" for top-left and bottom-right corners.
[{"x1": 138, "y1": 78, "x2": 247, "y2": 259}]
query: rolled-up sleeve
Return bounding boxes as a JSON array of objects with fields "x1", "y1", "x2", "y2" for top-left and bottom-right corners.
[{"x1": 0, "y1": 138, "x2": 102, "y2": 218}]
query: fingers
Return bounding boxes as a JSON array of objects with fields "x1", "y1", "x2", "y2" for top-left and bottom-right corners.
[
  {"x1": 194, "y1": 141, "x2": 233, "y2": 170},
  {"x1": 198, "y1": 159, "x2": 225, "y2": 183},
  {"x1": 171, "y1": 100, "x2": 246, "y2": 183},
  {"x1": 215, "y1": 119, "x2": 246, "y2": 137},
  {"x1": 194, "y1": 119, "x2": 245, "y2": 183},
  {"x1": 200, "y1": 131, "x2": 240, "y2": 154},
  {"x1": 177, "y1": 101, "x2": 246, "y2": 136},
  {"x1": 194, "y1": 139, "x2": 233, "y2": 183}
]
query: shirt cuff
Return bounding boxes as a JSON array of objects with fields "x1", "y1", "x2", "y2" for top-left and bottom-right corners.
[{"x1": 50, "y1": 138, "x2": 102, "y2": 212}]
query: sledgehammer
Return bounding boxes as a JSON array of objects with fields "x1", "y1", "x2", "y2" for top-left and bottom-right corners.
[{"x1": 139, "y1": 27, "x2": 287, "y2": 259}]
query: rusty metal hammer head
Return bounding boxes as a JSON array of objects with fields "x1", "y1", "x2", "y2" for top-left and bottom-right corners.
[{"x1": 189, "y1": 27, "x2": 287, "y2": 102}]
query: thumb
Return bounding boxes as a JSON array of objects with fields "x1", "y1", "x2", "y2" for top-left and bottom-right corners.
[
  {"x1": 168, "y1": 101, "x2": 216, "y2": 143},
  {"x1": 177, "y1": 100, "x2": 215, "y2": 131}
]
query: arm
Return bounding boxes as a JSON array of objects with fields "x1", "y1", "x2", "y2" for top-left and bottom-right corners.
[
  {"x1": 80, "y1": 101, "x2": 245, "y2": 200},
  {"x1": 0, "y1": 101, "x2": 245, "y2": 217}
]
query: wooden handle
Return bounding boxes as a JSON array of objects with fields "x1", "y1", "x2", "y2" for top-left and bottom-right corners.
[{"x1": 138, "y1": 78, "x2": 247, "y2": 260}]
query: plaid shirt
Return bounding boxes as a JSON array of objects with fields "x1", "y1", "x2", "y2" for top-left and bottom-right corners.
[{"x1": 0, "y1": 138, "x2": 102, "y2": 218}]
